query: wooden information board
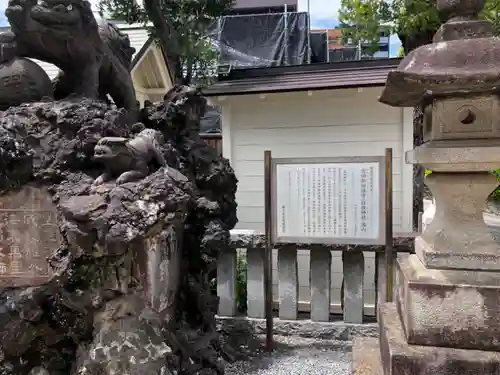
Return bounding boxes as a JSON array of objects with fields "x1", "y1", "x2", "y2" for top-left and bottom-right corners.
[{"x1": 271, "y1": 156, "x2": 386, "y2": 245}]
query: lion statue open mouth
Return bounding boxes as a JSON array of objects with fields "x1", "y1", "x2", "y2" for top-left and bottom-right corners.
[{"x1": 1, "y1": 0, "x2": 138, "y2": 121}]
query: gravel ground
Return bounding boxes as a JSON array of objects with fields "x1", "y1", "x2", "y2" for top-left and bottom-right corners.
[{"x1": 225, "y1": 335, "x2": 352, "y2": 375}]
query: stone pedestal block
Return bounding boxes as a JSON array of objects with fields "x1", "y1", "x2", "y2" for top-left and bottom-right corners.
[
  {"x1": 395, "y1": 253, "x2": 500, "y2": 351},
  {"x1": 405, "y1": 144, "x2": 500, "y2": 173},
  {"x1": 278, "y1": 244, "x2": 298, "y2": 320},
  {"x1": 379, "y1": 303, "x2": 500, "y2": 375},
  {"x1": 343, "y1": 250, "x2": 364, "y2": 324},
  {"x1": 247, "y1": 247, "x2": 266, "y2": 318},
  {"x1": 217, "y1": 247, "x2": 237, "y2": 316},
  {"x1": 134, "y1": 222, "x2": 184, "y2": 318},
  {"x1": 310, "y1": 245, "x2": 332, "y2": 322}
]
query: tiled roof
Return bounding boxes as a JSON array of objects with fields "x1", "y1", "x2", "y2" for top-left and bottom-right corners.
[{"x1": 202, "y1": 58, "x2": 402, "y2": 96}]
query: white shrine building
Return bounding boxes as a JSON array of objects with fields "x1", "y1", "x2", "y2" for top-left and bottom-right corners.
[{"x1": 203, "y1": 57, "x2": 415, "y2": 315}]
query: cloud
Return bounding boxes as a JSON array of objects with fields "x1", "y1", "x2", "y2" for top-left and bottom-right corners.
[
  {"x1": 298, "y1": 0, "x2": 339, "y2": 18},
  {"x1": 298, "y1": 0, "x2": 339, "y2": 30}
]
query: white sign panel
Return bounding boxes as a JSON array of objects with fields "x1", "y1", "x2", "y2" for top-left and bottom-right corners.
[{"x1": 273, "y1": 160, "x2": 383, "y2": 244}]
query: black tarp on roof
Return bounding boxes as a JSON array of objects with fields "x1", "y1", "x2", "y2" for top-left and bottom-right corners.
[
  {"x1": 208, "y1": 12, "x2": 309, "y2": 69},
  {"x1": 310, "y1": 32, "x2": 328, "y2": 63}
]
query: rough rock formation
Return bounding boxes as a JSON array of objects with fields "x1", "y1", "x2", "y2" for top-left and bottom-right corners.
[{"x1": 0, "y1": 86, "x2": 238, "y2": 375}]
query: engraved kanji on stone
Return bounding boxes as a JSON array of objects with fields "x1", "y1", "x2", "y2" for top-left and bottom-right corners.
[
  {"x1": 9, "y1": 245, "x2": 22, "y2": 259},
  {"x1": 0, "y1": 262, "x2": 7, "y2": 274},
  {"x1": 31, "y1": 240, "x2": 41, "y2": 257},
  {"x1": 28, "y1": 263, "x2": 43, "y2": 276},
  {"x1": 0, "y1": 187, "x2": 61, "y2": 286},
  {"x1": 10, "y1": 259, "x2": 22, "y2": 274},
  {"x1": 24, "y1": 212, "x2": 38, "y2": 225},
  {"x1": 42, "y1": 211, "x2": 57, "y2": 225},
  {"x1": 7, "y1": 213, "x2": 21, "y2": 225},
  {"x1": 2, "y1": 74, "x2": 22, "y2": 87}
]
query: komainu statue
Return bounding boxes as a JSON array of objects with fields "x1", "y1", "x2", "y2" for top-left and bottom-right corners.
[
  {"x1": 92, "y1": 128, "x2": 168, "y2": 186},
  {"x1": 0, "y1": 0, "x2": 138, "y2": 120}
]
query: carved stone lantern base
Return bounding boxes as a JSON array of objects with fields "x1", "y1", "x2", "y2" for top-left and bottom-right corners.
[
  {"x1": 354, "y1": 299, "x2": 500, "y2": 375},
  {"x1": 353, "y1": 144, "x2": 500, "y2": 375},
  {"x1": 354, "y1": 253, "x2": 500, "y2": 375},
  {"x1": 352, "y1": 0, "x2": 500, "y2": 370},
  {"x1": 407, "y1": 145, "x2": 500, "y2": 271}
]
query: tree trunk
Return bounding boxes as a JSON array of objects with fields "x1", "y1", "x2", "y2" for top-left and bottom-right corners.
[
  {"x1": 184, "y1": 59, "x2": 193, "y2": 86},
  {"x1": 143, "y1": 0, "x2": 183, "y2": 84},
  {"x1": 398, "y1": 30, "x2": 435, "y2": 55},
  {"x1": 397, "y1": 30, "x2": 435, "y2": 231}
]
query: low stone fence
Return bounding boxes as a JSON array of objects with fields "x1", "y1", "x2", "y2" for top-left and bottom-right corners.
[{"x1": 217, "y1": 230, "x2": 417, "y2": 324}]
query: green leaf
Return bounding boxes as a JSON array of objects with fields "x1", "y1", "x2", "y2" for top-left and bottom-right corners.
[
  {"x1": 98, "y1": 0, "x2": 235, "y2": 85},
  {"x1": 338, "y1": 0, "x2": 393, "y2": 56}
]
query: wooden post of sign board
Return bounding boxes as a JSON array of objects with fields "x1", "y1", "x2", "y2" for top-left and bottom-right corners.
[
  {"x1": 263, "y1": 150, "x2": 274, "y2": 351},
  {"x1": 385, "y1": 148, "x2": 394, "y2": 302}
]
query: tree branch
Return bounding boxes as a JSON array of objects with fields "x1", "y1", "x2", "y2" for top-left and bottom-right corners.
[{"x1": 143, "y1": 0, "x2": 183, "y2": 84}]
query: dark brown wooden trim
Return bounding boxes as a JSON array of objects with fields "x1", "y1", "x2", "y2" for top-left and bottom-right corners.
[{"x1": 203, "y1": 58, "x2": 402, "y2": 97}]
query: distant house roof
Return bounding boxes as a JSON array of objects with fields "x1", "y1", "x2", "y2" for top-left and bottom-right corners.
[
  {"x1": 311, "y1": 28, "x2": 344, "y2": 50},
  {"x1": 311, "y1": 28, "x2": 341, "y2": 40},
  {"x1": 0, "y1": 22, "x2": 152, "y2": 79},
  {"x1": 202, "y1": 58, "x2": 402, "y2": 97}
]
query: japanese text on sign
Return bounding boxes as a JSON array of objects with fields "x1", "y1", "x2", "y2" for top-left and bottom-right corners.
[{"x1": 274, "y1": 161, "x2": 382, "y2": 244}]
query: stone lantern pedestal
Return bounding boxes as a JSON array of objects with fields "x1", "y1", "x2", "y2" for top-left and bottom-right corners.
[
  {"x1": 352, "y1": 0, "x2": 500, "y2": 373},
  {"x1": 355, "y1": 147, "x2": 500, "y2": 375}
]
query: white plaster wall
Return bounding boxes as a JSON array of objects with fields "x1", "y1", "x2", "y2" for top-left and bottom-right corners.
[{"x1": 218, "y1": 87, "x2": 414, "y2": 314}]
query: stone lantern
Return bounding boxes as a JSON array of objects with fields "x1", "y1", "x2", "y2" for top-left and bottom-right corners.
[{"x1": 353, "y1": 0, "x2": 500, "y2": 373}]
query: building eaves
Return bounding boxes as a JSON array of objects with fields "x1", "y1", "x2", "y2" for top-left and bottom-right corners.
[
  {"x1": 202, "y1": 58, "x2": 402, "y2": 96},
  {"x1": 130, "y1": 37, "x2": 154, "y2": 70}
]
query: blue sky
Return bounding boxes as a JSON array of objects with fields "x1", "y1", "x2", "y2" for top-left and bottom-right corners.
[
  {"x1": 298, "y1": 0, "x2": 339, "y2": 29},
  {"x1": 297, "y1": 0, "x2": 401, "y2": 56}
]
